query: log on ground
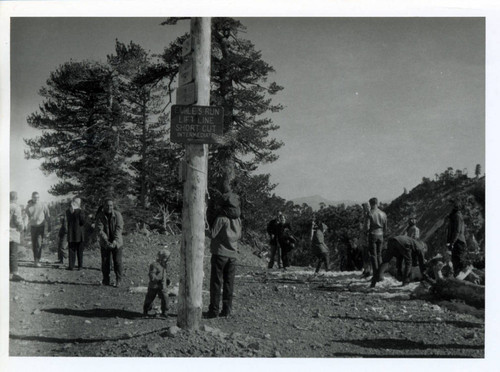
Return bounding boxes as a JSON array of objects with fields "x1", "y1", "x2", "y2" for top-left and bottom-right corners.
[{"x1": 431, "y1": 278, "x2": 484, "y2": 309}]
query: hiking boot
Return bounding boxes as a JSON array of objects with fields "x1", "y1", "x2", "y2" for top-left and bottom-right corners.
[
  {"x1": 219, "y1": 310, "x2": 231, "y2": 318},
  {"x1": 66, "y1": 267, "x2": 73, "y2": 271},
  {"x1": 102, "y1": 279, "x2": 111, "y2": 286},
  {"x1": 203, "y1": 311, "x2": 218, "y2": 319},
  {"x1": 160, "y1": 312, "x2": 169, "y2": 318}
]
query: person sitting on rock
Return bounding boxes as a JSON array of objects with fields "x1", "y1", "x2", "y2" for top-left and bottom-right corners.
[
  {"x1": 371, "y1": 235, "x2": 429, "y2": 288},
  {"x1": 143, "y1": 249, "x2": 171, "y2": 318}
]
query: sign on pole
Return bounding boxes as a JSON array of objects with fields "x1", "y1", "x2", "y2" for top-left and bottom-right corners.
[
  {"x1": 176, "y1": 82, "x2": 197, "y2": 105},
  {"x1": 171, "y1": 104, "x2": 224, "y2": 144},
  {"x1": 178, "y1": 55, "x2": 194, "y2": 86},
  {"x1": 182, "y1": 36, "x2": 192, "y2": 57}
]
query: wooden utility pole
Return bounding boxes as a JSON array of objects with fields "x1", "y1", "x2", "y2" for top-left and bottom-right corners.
[{"x1": 177, "y1": 17, "x2": 211, "y2": 330}]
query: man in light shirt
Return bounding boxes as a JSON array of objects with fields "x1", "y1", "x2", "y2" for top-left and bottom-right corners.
[
  {"x1": 26, "y1": 191, "x2": 51, "y2": 267},
  {"x1": 367, "y1": 197, "x2": 387, "y2": 276}
]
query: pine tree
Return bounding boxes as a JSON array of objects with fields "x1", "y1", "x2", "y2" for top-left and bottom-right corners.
[
  {"x1": 25, "y1": 60, "x2": 131, "y2": 208},
  {"x1": 107, "y1": 41, "x2": 180, "y2": 212},
  {"x1": 160, "y1": 17, "x2": 284, "y2": 189}
]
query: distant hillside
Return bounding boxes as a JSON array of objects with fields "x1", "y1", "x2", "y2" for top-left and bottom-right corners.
[
  {"x1": 292, "y1": 195, "x2": 358, "y2": 211},
  {"x1": 385, "y1": 175, "x2": 485, "y2": 261}
]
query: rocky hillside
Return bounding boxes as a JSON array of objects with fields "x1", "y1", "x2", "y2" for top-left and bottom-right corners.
[{"x1": 385, "y1": 175, "x2": 485, "y2": 264}]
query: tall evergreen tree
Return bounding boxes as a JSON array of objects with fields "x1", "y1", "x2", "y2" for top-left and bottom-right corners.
[
  {"x1": 25, "y1": 60, "x2": 130, "y2": 208},
  {"x1": 160, "y1": 17, "x2": 284, "y2": 187},
  {"x1": 107, "y1": 40, "x2": 180, "y2": 211}
]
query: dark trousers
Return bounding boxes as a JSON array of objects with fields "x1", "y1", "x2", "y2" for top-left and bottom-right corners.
[
  {"x1": 58, "y1": 237, "x2": 68, "y2": 262},
  {"x1": 362, "y1": 244, "x2": 372, "y2": 275},
  {"x1": 10, "y1": 241, "x2": 18, "y2": 274},
  {"x1": 451, "y1": 240, "x2": 467, "y2": 276},
  {"x1": 268, "y1": 243, "x2": 281, "y2": 268},
  {"x1": 209, "y1": 254, "x2": 236, "y2": 314},
  {"x1": 101, "y1": 246, "x2": 123, "y2": 283},
  {"x1": 143, "y1": 287, "x2": 169, "y2": 314},
  {"x1": 374, "y1": 242, "x2": 411, "y2": 283},
  {"x1": 281, "y1": 248, "x2": 290, "y2": 268},
  {"x1": 68, "y1": 241, "x2": 84, "y2": 269},
  {"x1": 315, "y1": 252, "x2": 329, "y2": 273},
  {"x1": 31, "y1": 225, "x2": 45, "y2": 262},
  {"x1": 368, "y1": 234, "x2": 384, "y2": 272}
]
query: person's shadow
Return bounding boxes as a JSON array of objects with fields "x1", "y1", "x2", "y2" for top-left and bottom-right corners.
[{"x1": 43, "y1": 308, "x2": 144, "y2": 319}]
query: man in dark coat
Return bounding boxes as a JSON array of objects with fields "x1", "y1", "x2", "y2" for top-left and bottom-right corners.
[
  {"x1": 267, "y1": 212, "x2": 292, "y2": 269},
  {"x1": 447, "y1": 200, "x2": 468, "y2": 277},
  {"x1": 66, "y1": 197, "x2": 86, "y2": 270},
  {"x1": 96, "y1": 198, "x2": 124, "y2": 287},
  {"x1": 371, "y1": 235, "x2": 429, "y2": 287},
  {"x1": 56, "y1": 214, "x2": 68, "y2": 264}
]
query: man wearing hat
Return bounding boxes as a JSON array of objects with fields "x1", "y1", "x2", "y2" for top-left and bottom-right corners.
[
  {"x1": 10, "y1": 191, "x2": 25, "y2": 281},
  {"x1": 371, "y1": 235, "x2": 429, "y2": 287},
  {"x1": 143, "y1": 248, "x2": 171, "y2": 317}
]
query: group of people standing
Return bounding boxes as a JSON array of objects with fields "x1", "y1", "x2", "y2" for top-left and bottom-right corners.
[
  {"x1": 9, "y1": 191, "x2": 124, "y2": 288},
  {"x1": 9, "y1": 186, "x2": 470, "y2": 320},
  {"x1": 264, "y1": 196, "x2": 470, "y2": 288}
]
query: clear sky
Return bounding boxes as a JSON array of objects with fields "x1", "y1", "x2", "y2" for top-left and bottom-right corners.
[{"x1": 7, "y1": 16, "x2": 485, "y2": 206}]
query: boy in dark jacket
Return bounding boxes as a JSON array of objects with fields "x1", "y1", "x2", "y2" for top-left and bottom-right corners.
[{"x1": 143, "y1": 249, "x2": 171, "y2": 317}]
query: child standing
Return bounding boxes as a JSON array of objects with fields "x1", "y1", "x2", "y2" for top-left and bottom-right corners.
[{"x1": 143, "y1": 249, "x2": 171, "y2": 317}]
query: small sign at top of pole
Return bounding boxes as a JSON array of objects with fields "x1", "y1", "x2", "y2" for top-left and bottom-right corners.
[{"x1": 182, "y1": 36, "x2": 192, "y2": 57}]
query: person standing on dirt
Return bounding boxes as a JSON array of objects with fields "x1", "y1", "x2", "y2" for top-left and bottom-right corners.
[
  {"x1": 279, "y1": 225, "x2": 297, "y2": 271},
  {"x1": 10, "y1": 191, "x2": 25, "y2": 281},
  {"x1": 56, "y1": 214, "x2": 68, "y2": 264},
  {"x1": 360, "y1": 202, "x2": 372, "y2": 278},
  {"x1": 143, "y1": 249, "x2": 171, "y2": 318},
  {"x1": 446, "y1": 200, "x2": 468, "y2": 277},
  {"x1": 96, "y1": 198, "x2": 124, "y2": 287},
  {"x1": 367, "y1": 197, "x2": 387, "y2": 276},
  {"x1": 371, "y1": 235, "x2": 429, "y2": 287},
  {"x1": 26, "y1": 191, "x2": 51, "y2": 267},
  {"x1": 267, "y1": 212, "x2": 291, "y2": 269},
  {"x1": 312, "y1": 222, "x2": 330, "y2": 273},
  {"x1": 206, "y1": 181, "x2": 242, "y2": 319},
  {"x1": 405, "y1": 215, "x2": 420, "y2": 239},
  {"x1": 66, "y1": 197, "x2": 86, "y2": 270}
]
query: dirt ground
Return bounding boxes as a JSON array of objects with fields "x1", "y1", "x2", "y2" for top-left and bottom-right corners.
[{"x1": 8, "y1": 233, "x2": 484, "y2": 358}]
